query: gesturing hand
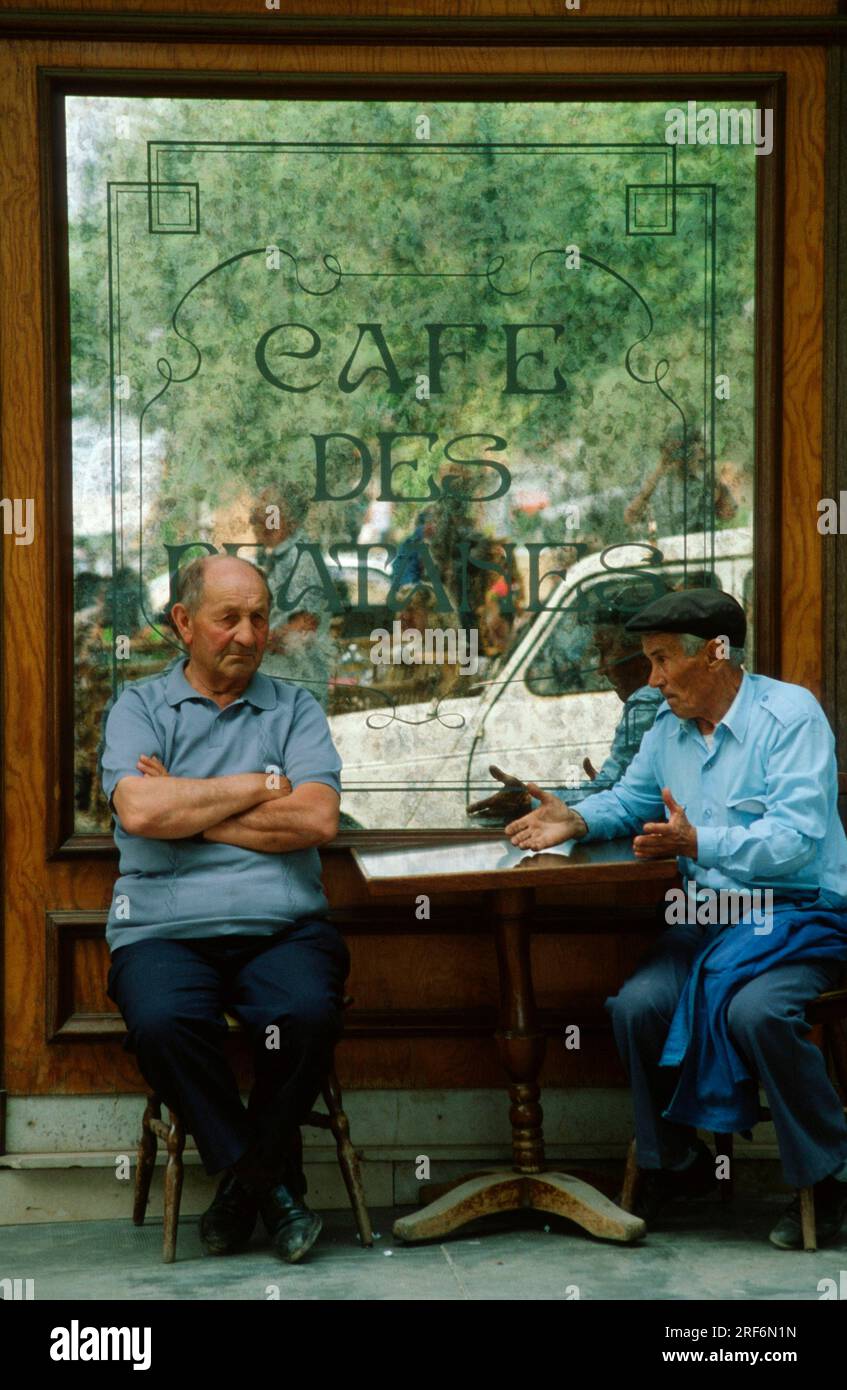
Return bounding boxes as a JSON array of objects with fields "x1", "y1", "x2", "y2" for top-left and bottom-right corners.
[
  {"x1": 505, "y1": 784, "x2": 587, "y2": 852},
  {"x1": 633, "y1": 787, "x2": 697, "y2": 860}
]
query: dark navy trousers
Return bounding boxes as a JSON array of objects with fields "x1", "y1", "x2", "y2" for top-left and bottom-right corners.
[
  {"x1": 606, "y1": 920, "x2": 847, "y2": 1189},
  {"x1": 107, "y1": 919, "x2": 351, "y2": 1177}
]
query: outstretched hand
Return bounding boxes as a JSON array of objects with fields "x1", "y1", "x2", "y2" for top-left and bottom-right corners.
[{"x1": 505, "y1": 783, "x2": 587, "y2": 852}]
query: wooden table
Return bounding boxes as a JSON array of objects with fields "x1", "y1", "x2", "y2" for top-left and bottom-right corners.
[{"x1": 352, "y1": 835, "x2": 678, "y2": 1246}]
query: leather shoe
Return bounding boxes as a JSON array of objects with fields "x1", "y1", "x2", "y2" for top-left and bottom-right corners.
[
  {"x1": 625, "y1": 1139, "x2": 720, "y2": 1222},
  {"x1": 258, "y1": 1180, "x2": 322, "y2": 1263},
  {"x1": 200, "y1": 1170, "x2": 259, "y2": 1255},
  {"x1": 769, "y1": 1175, "x2": 847, "y2": 1250}
]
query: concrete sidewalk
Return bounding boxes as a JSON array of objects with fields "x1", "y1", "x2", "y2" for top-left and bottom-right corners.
[{"x1": 1, "y1": 1194, "x2": 844, "y2": 1301}]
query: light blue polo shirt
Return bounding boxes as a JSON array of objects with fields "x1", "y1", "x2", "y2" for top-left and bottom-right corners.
[{"x1": 98, "y1": 658, "x2": 342, "y2": 952}]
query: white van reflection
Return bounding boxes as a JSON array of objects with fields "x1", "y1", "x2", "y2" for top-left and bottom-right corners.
[{"x1": 330, "y1": 529, "x2": 753, "y2": 831}]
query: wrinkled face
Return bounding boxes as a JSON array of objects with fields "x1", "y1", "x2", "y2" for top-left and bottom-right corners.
[
  {"x1": 642, "y1": 632, "x2": 716, "y2": 719},
  {"x1": 173, "y1": 561, "x2": 270, "y2": 687}
]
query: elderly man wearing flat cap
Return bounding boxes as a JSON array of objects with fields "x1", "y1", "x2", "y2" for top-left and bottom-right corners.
[{"x1": 506, "y1": 586, "x2": 847, "y2": 1248}]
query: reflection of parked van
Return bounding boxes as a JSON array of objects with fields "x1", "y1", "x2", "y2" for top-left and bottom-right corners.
[{"x1": 330, "y1": 528, "x2": 753, "y2": 830}]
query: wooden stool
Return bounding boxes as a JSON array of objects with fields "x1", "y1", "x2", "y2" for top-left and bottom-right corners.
[
  {"x1": 131, "y1": 996, "x2": 372, "y2": 1262},
  {"x1": 619, "y1": 978, "x2": 847, "y2": 1251}
]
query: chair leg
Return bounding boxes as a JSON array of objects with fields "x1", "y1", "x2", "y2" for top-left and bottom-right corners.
[
  {"x1": 800, "y1": 1186, "x2": 816, "y2": 1251},
  {"x1": 620, "y1": 1137, "x2": 639, "y2": 1213},
  {"x1": 162, "y1": 1109, "x2": 185, "y2": 1264},
  {"x1": 713, "y1": 1132, "x2": 735, "y2": 1203},
  {"x1": 322, "y1": 1069, "x2": 373, "y2": 1248},
  {"x1": 133, "y1": 1095, "x2": 159, "y2": 1226}
]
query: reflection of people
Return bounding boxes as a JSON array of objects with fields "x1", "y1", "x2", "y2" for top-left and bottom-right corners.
[
  {"x1": 506, "y1": 587, "x2": 847, "y2": 1249},
  {"x1": 390, "y1": 507, "x2": 436, "y2": 589},
  {"x1": 250, "y1": 484, "x2": 337, "y2": 710},
  {"x1": 466, "y1": 577, "x2": 667, "y2": 823},
  {"x1": 624, "y1": 427, "x2": 739, "y2": 537},
  {"x1": 99, "y1": 554, "x2": 347, "y2": 1264},
  {"x1": 76, "y1": 567, "x2": 155, "y2": 821}
]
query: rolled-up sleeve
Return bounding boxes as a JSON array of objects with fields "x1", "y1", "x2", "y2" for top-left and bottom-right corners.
[
  {"x1": 282, "y1": 688, "x2": 343, "y2": 794},
  {"x1": 693, "y1": 714, "x2": 832, "y2": 882}
]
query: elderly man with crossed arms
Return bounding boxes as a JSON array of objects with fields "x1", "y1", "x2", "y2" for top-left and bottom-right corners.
[{"x1": 100, "y1": 553, "x2": 347, "y2": 1264}]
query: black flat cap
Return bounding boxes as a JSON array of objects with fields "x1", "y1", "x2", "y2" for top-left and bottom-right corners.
[{"x1": 623, "y1": 586, "x2": 746, "y2": 647}]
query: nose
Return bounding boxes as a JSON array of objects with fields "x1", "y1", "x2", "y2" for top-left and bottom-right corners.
[
  {"x1": 648, "y1": 666, "x2": 664, "y2": 688},
  {"x1": 232, "y1": 618, "x2": 258, "y2": 649}
]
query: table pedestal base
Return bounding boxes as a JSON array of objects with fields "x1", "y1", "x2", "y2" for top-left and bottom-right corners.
[{"x1": 392, "y1": 1170, "x2": 646, "y2": 1244}]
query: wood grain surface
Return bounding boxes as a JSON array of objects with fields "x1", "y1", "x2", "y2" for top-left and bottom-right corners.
[{"x1": 0, "y1": 2, "x2": 839, "y2": 19}]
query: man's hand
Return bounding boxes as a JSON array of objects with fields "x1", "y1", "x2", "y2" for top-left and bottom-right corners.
[
  {"x1": 633, "y1": 787, "x2": 697, "y2": 860},
  {"x1": 138, "y1": 754, "x2": 168, "y2": 777},
  {"x1": 505, "y1": 783, "x2": 588, "y2": 851},
  {"x1": 467, "y1": 764, "x2": 532, "y2": 821}
]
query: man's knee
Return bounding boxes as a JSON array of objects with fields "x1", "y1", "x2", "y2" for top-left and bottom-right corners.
[
  {"x1": 127, "y1": 1003, "x2": 220, "y2": 1051},
  {"x1": 726, "y1": 986, "x2": 787, "y2": 1052},
  {"x1": 607, "y1": 975, "x2": 675, "y2": 1038}
]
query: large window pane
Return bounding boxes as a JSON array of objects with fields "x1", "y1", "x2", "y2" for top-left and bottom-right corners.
[{"x1": 66, "y1": 95, "x2": 757, "y2": 832}]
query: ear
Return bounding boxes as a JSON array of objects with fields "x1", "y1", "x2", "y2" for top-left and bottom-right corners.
[
  {"x1": 169, "y1": 601, "x2": 192, "y2": 644},
  {"x1": 707, "y1": 634, "x2": 730, "y2": 665}
]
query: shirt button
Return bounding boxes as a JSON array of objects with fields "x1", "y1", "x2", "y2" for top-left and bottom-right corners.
[{"x1": 704, "y1": 809, "x2": 712, "y2": 818}]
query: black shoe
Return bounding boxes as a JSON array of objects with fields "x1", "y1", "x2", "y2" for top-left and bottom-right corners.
[
  {"x1": 258, "y1": 1180, "x2": 322, "y2": 1263},
  {"x1": 769, "y1": 1175, "x2": 847, "y2": 1250},
  {"x1": 628, "y1": 1139, "x2": 720, "y2": 1222},
  {"x1": 199, "y1": 1170, "x2": 259, "y2": 1255}
]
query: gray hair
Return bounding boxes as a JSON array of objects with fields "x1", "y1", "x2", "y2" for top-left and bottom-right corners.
[
  {"x1": 673, "y1": 630, "x2": 746, "y2": 667},
  {"x1": 173, "y1": 554, "x2": 272, "y2": 619}
]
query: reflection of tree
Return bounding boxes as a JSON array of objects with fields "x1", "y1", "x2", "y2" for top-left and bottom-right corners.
[{"x1": 624, "y1": 425, "x2": 739, "y2": 538}]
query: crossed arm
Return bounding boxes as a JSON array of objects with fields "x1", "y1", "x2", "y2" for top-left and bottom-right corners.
[{"x1": 112, "y1": 755, "x2": 339, "y2": 853}]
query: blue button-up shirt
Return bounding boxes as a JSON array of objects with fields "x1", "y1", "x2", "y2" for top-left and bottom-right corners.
[
  {"x1": 98, "y1": 658, "x2": 343, "y2": 952},
  {"x1": 578, "y1": 671, "x2": 847, "y2": 908}
]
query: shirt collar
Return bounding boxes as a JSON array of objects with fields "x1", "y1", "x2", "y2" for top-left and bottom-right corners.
[
  {"x1": 715, "y1": 670, "x2": 752, "y2": 743},
  {"x1": 164, "y1": 658, "x2": 277, "y2": 710},
  {"x1": 673, "y1": 670, "x2": 751, "y2": 744}
]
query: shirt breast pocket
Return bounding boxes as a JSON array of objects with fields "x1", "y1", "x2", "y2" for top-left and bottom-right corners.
[{"x1": 725, "y1": 788, "x2": 768, "y2": 824}]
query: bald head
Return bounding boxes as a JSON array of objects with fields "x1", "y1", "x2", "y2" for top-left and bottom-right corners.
[{"x1": 175, "y1": 553, "x2": 272, "y2": 619}]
